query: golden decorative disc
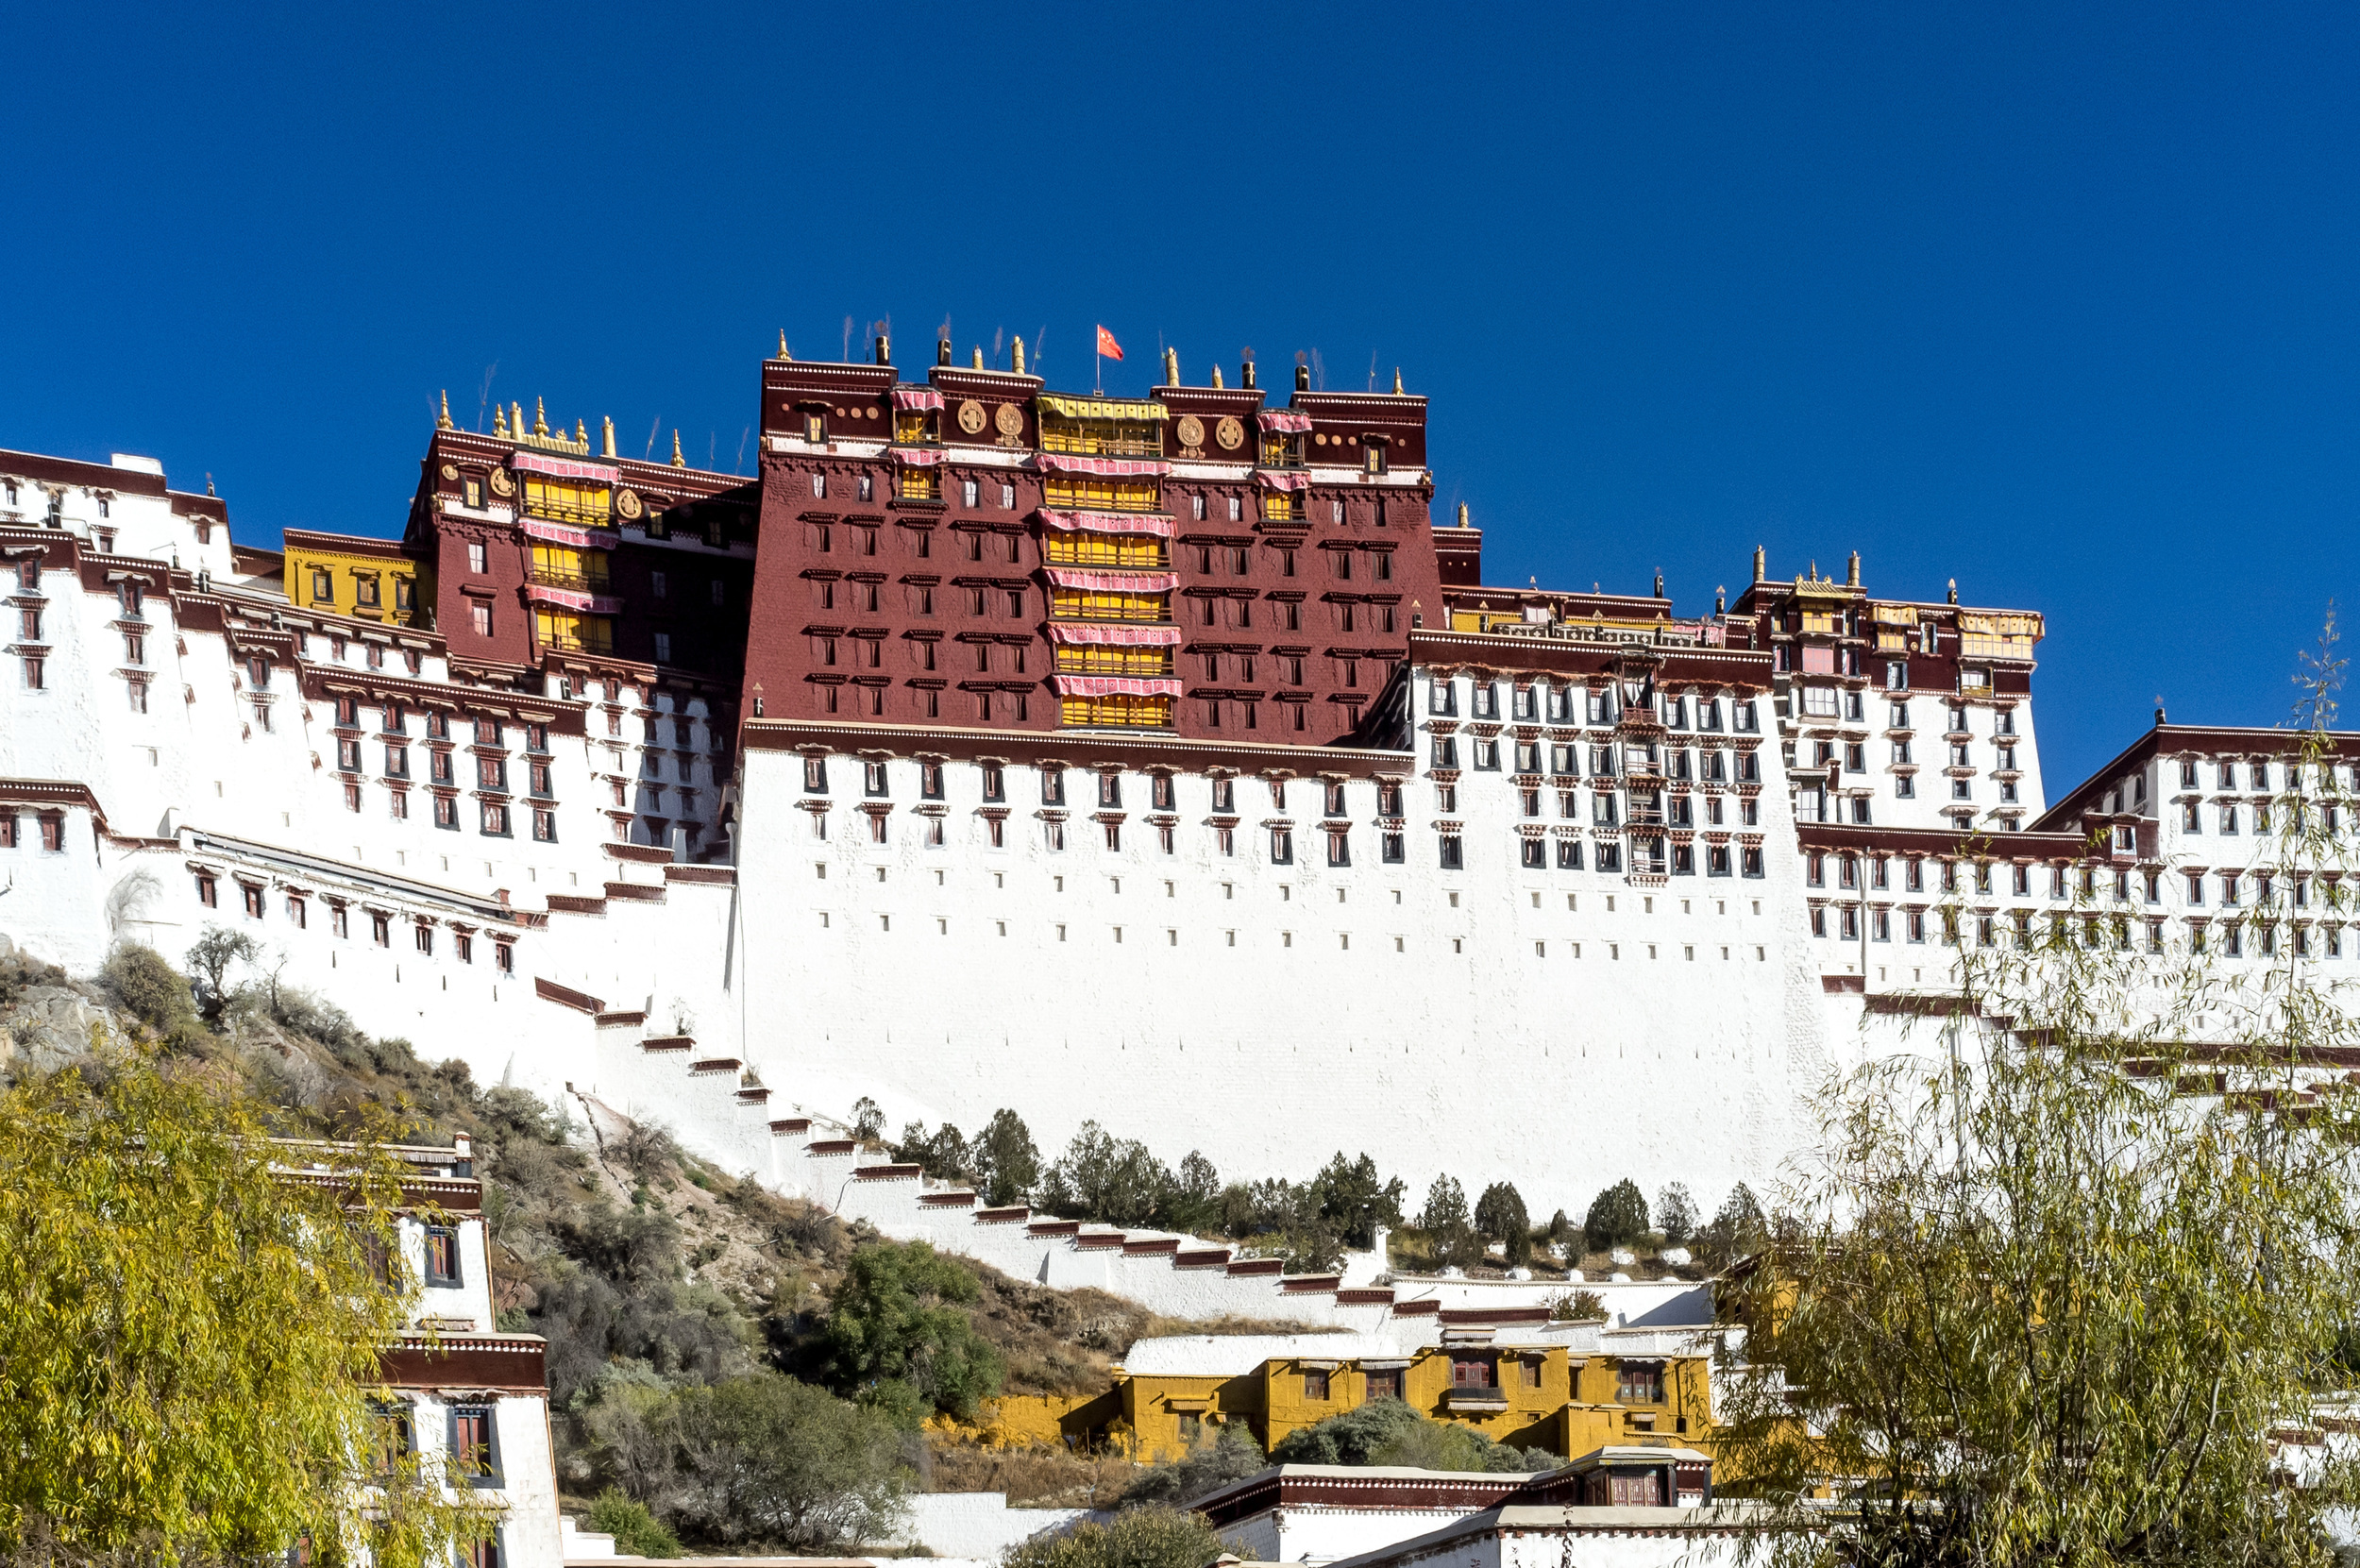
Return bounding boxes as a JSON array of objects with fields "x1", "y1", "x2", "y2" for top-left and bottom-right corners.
[
  {"x1": 439, "y1": 463, "x2": 460, "y2": 481},
  {"x1": 487, "y1": 468, "x2": 514, "y2": 497},
  {"x1": 994, "y1": 403, "x2": 1025, "y2": 437},
  {"x1": 958, "y1": 399, "x2": 987, "y2": 435},
  {"x1": 1176, "y1": 414, "x2": 1205, "y2": 447},
  {"x1": 615, "y1": 489, "x2": 643, "y2": 520},
  {"x1": 1214, "y1": 415, "x2": 1245, "y2": 451}
]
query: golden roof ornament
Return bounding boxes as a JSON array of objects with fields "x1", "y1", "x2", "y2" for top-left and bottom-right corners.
[
  {"x1": 1164, "y1": 346, "x2": 1179, "y2": 386},
  {"x1": 1011, "y1": 335, "x2": 1026, "y2": 376},
  {"x1": 1458, "y1": 502, "x2": 1470, "y2": 528},
  {"x1": 512, "y1": 401, "x2": 524, "y2": 437},
  {"x1": 575, "y1": 419, "x2": 587, "y2": 446},
  {"x1": 495, "y1": 403, "x2": 510, "y2": 438},
  {"x1": 971, "y1": 346, "x2": 984, "y2": 369},
  {"x1": 1948, "y1": 578, "x2": 1959, "y2": 605},
  {"x1": 1847, "y1": 550, "x2": 1861, "y2": 587},
  {"x1": 1392, "y1": 366, "x2": 1404, "y2": 395},
  {"x1": 1753, "y1": 545, "x2": 1766, "y2": 581},
  {"x1": 671, "y1": 430, "x2": 685, "y2": 468},
  {"x1": 777, "y1": 329, "x2": 791, "y2": 361},
  {"x1": 533, "y1": 398, "x2": 549, "y2": 437},
  {"x1": 602, "y1": 416, "x2": 616, "y2": 459},
  {"x1": 437, "y1": 390, "x2": 454, "y2": 430},
  {"x1": 1210, "y1": 363, "x2": 1223, "y2": 389}
]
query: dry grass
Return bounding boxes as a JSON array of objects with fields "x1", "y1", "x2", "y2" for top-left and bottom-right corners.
[{"x1": 928, "y1": 1440, "x2": 1141, "y2": 1508}]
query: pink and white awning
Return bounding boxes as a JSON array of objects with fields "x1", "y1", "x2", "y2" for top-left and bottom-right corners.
[
  {"x1": 1037, "y1": 509, "x2": 1175, "y2": 537},
  {"x1": 521, "y1": 518, "x2": 618, "y2": 550},
  {"x1": 891, "y1": 447, "x2": 945, "y2": 466},
  {"x1": 1035, "y1": 451, "x2": 1170, "y2": 479},
  {"x1": 1047, "y1": 623, "x2": 1183, "y2": 647},
  {"x1": 1044, "y1": 567, "x2": 1178, "y2": 593},
  {"x1": 1052, "y1": 675, "x2": 1183, "y2": 699},
  {"x1": 510, "y1": 451, "x2": 620, "y2": 484},
  {"x1": 525, "y1": 582, "x2": 623, "y2": 615},
  {"x1": 1256, "y1": 470, "x2": 1312, "y2": 492},
  {"x1": 1257, "y1": 410, "x2": 1313, "y2": 434},
  {"x1": 892, "y1": 386, "x2": 945, "y2": 412}
]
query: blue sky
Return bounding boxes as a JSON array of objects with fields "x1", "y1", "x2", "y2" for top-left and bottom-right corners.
[{"x1": 7, "y1": 2, "x2": 2359, "y2": 790}]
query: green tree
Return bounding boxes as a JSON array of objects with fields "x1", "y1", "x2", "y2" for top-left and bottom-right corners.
[
  {"x1": 971, "y1": 1107, "x2": 1040, "y2": 1206},
  {"x1": 848, "y1": 1096, "x2": 885, "y2": 1145},
  {"x1": 183, "y1": 924, "x2": 259, "y2": 1021},
  {"x1": 1038, "y1": 1120, "x2": 1173, "y2": 1226},
  {"x1": 1120, "y1": 1425, "x2": 1267, "y2": 1509},
  {"x1": 818, "y1": 1239, "x2": 1003, "y2": 1421},
  {"x1": 1270, "y1": 1398, "x2": 1554, "y2": 1473},
  {"x1": 99, "y1": 943, "x2": 203, "y2": 1047},
  {"x1": 1581, "y1": 1178, "x2": 1649, "y2": 1254},
  {"x1": 1310, "y1": 1151, "x2": 1406, "y2": 1249},
  {"x1": 1655, "y1": 1182, "x2": 1699, "y2": 1247},
  {"x1": 1417, "y1": 1172, "x2": 1469, "y2": 1234},
  {"x1": 0, "y1": 1048, "x2": 497, "y2": 1567},
  {"x1": 1004, "y1": 1504, "x2": 1224, "y2": 1568},
  {"x1": 1714, "y1": 663, "x2": 2360, "y2": 1566},
  {"x1": 1162, "y1": 1149, "x2": 1222, "y2": 1234},
  {"x1": 1473, "y1": 1181, "x2": 1531, "y2": 1267},
  {"x1": 666, "y1": 1373, "x2": 907, "y2": 1549},
  {"x1": 1696, "y1": 1182, "x2": 1765, "y2": 1265}
]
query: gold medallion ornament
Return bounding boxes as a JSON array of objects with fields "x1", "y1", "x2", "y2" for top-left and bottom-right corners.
[
  {"x1": 1176, "y1": 414, "x2": 1205, "y2": 448},
  {"x1": 439, "y1": 463, "x2": 460, "y2": 481},
  {"x1": 994, "y1": 403, "x2": 1025, "y2": 437},
  {"x1": 1214, "y1": 415, "x2": 1245, "y2": 451},
  {"x1": 958, "y1": 399, "x2": 987, "y2": 435},
  {"x1": 487, "y1": 468, "x2": 514, "y2": 497},
  {"x1": 615, "y1": 488, "x2": 643, "y2": 521}
]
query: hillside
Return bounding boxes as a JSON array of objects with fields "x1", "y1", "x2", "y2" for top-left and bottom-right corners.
[{"x1": 0, "y1": 936, "x2": 1309, "y2": 1513}]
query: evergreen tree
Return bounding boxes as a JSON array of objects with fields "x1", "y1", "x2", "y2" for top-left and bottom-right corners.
[
  {"x1": 1310, "y1": 1152, "x2": 1406, "y2": 1249},
  {"x1": 1473, "y1": 1181, "x2": 1532, "y2": 1266},
  {"x1": 1656, "y1": 1182, "x2": 1699, "y2": 1247},
  {"x1": 1582, "y1": 1178, "x2": 1650, "y2": 1254},
  {"x1": 969, "y1": 1108, "x2": 1039, "y2": 1206}
]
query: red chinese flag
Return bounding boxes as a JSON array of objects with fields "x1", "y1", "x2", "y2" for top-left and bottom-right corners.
[{"x1": 1096, "y1": 325, "x2": 1123, "y2": 361}]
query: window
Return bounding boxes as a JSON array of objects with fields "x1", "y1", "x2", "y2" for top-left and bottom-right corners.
[
  {"x1": 310, "y1": 565, "x2": 333, "y2": 602},
  {"x1": 480, "y1": 802, "x2": 510, "y2": 836},
  {"x1": 470, "y1": 602, "x2": 492, "y2": 637},
  {"x1": 1450, "y1": 1357, "x2": 1493, "y2": 1389},
  {"x1": 1270, "y1": 827, "x2": 1293, "y2": 865},
  {"x1": 532, "y1": 808, "x2": 556, "y2": 842},
  {"x1": 1520, "y1": 838, "x2": 1545, "y2": 868},
  {"x1": 1439, "y1": 834, "x2": 1463, "y2": 869},
  {"x1": 1304, "y1": 1370, "x2": 1331, "y2": 1401},
  {"x1": 448, "y1": 1406, "x2": 500, "y2": 1487}
]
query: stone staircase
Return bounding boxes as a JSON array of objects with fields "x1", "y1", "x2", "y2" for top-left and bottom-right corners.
[{"x1": 590, "y1": 1017, "x2": 1424, "y2": 1328}]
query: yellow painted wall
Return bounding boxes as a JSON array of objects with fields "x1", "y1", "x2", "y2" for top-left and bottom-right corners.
[
  {"x1": 284, "y1": 539, "x2": 424, "y2": 626},
  {"x1": 929, "y1": 1348, "x2": 1718, "y2": 1466}
]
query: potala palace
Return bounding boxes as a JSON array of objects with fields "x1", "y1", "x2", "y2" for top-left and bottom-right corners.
[{"x1": 0, "y1": 333, "x2": 2335, "y2": 1244}]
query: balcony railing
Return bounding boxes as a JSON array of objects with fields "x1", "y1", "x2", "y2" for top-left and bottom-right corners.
[
  {"x1": 530, "y1": 565, "x2": 611, "y2": 594},
  {"x1": 542, "y1": 630, "x2": 615, "y2": 655}
]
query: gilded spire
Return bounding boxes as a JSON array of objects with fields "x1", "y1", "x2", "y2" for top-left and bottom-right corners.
[
  {"x1": 670, "y1": 430, "x2": 684, "y2": 468},
  {"x1": 777, "y1": 329, "x2": 791, "y2": 361},
  {"x1": 1753, "y1": 545, "x2": 1765, "y2": 582},
  {"x1": 1847, "y1": 550, "x2": 1860, "y2": 587},
  {"x1": 1164, "y1": 346, "x2": 1179, "y2": 386},
  {"x1": 602, "y1": 416, "x2": 616, "y2": 459},
  {"x1": 511, "y1": 401, "x2": 523, "y2": 438},
  {"x1": 1457, "y1": 502, "x2": 1470, "y2": 528},
  {"x1": 533, "y1": 397, "x2": 549, "y2": 437},
  {"x1": 1011, "y1": 335, "x2": 1026, "y2": 376},
  {"x1": 971, "y1": 346, "x2": 984, "y2": 369},
  {"x1": 1392, "y1": 366, "x2": 1404, "y2": 395},
  {"x1": 1210, "y1": 363, "x2": 1223, "y2": 389},
  {"x1": 575, "y1": 418, "x2": 587, "y2": 446},
  {"x1": 437, "y1": 390, "x2": 453, "y2": 430},
  {"x1": 495, "y1": 402, "x2": 510, "y2": 438}
]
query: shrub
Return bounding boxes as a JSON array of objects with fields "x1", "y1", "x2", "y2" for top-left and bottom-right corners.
[
  {"x1": 1270, "y1": 1398, "x2": 1554, "y2": 1473},
  {"x1": 1119, "y1": 1425, "x2": 1265, "y2": 1509},
  {"x1": 1004, "y1": 1504, "x2": 1223, "y2": 1568},
  {"x1": 100, "y1": 945, "x2": 200, "y2": 1039},
  {"x1": 819, "y1": 1240, "x2": 1003, "y2": 1422},
  {"x1": 585, "y1": 1488, "x2": 682, "y2": 1559},
  {"x1": 1582, "y1": 1179, "x2": 1650, "y2": 1254}
]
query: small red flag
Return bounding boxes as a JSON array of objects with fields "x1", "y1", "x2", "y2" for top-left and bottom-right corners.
[{"x1": 1096, "y1": 325, "x2": 1123, "y2": 361}]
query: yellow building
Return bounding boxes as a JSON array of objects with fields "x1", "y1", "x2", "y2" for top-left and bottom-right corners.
[
  {"x1": 282, "y1": 529, "x2": 427, "y2": 626},
  {"x1": 950, "y1": 1317, "x2": 1720, "y2": 1467}
]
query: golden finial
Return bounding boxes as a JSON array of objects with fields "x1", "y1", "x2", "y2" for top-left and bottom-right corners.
[
  {"x1": 602, "y1": 416, "x2": 616, "y2": 459},
  {"x1": 1392, "y1": 366, "x2": 1404, "y2": 395},
  {"x1": 1164, "y1": 346, "x2": 1179, "y2": 386},
  {"x1": 971, "y1": 346, "x2": 984, "y2": 368},
  {"x1": 1847, "y1": 550, "x2": 1860, "y2": 587},
  {"x1": 1753, "y1": 545, "x2": 1766, "y2": 581},
  {"x1": 777, "y1": 329, "x2": 791, "y2": 361},
  {"x1": 575, "y1": 418, "x2": 587, "y2": 447},
  {"x1": 495, "y1": 403, "x2": 510, "y2": 438},
  {"x1": 1011, "y1": 335, "x2": 1026, "y2": 375},
  {"x1": 437, "y1": 390, "x2": 454, "y2": 430},
  {"x1": 533, "y1": 397, "x2": 549, "y2": 436},
  {"x1": 511, "y1": 401, "x2": 523, "y2": 437},
  {"x1": 1211, "y1": 364, "x2": 1224, "y2": 389},
  {"x1": 1457, "y1": 502, "x2": 1470, "y2": 528},
  {"x1": 670, "y1": 430, "x2": 684, "y2": 468}
]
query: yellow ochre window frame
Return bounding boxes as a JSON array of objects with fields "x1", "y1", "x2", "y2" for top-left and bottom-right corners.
[
  {"x1": 1059, "y1": 693, "x2": 1172, "y2": 729},
  {"x1": 1050, "y1": 587, "x2": 1169, "y2": 623},
  {"x1": 1042, "y1": 533, "x2": 1168, "y2": 570},
  {"x1": 521, "y1": 476, "x2": 611, "y2": 527},
  {"x1": 532, "y1": 607, "x2": 615, "y2": 654},
  {"x1": 1054, "y1": 645, "x2": 1175, "y2": 678},
  {"x1": 1043, "y1": 476, "x2": 1160, "y2": 514}
]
